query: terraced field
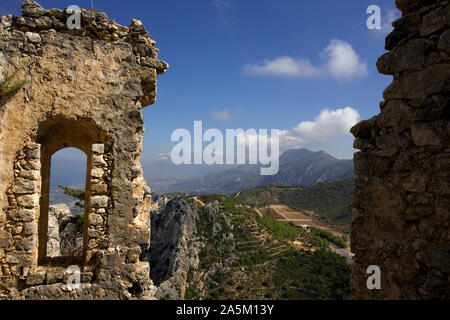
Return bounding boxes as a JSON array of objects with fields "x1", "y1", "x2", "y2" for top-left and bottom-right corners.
[{"x1": 191, "y1": 195, "x2": 351, "y2": 300}]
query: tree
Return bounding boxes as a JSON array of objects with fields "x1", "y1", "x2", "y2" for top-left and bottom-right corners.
[{"x1": 58, "y1": 185, "x2": 85, "y2": 208}]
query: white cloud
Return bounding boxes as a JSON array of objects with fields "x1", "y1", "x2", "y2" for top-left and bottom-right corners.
[
  {"x1": 278, "y1": 107, "x2": 360, "y2": 152},
  {"x1": 243, "y1": 39, "x2": 368, "y2": 80},
  {"x1": 320, "y1": 40, "x2": 368, "y2": 79},
  {"x1": 155, "y1": 152, "x2": 171, "y2": 161},
  {"x1": 226, "y1": 107, "x2": 360, "y2": 154},
  {"x1": 211, "y1": 109, "x2": 233, "y2": 120},
  {"x1": 243, "y1": 56, "x2": 321, "y2": 78}
]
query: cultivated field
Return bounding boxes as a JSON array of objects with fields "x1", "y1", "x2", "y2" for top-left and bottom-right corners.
[{"x1": 258, "y1": 204, "x2": 343, "y2": 236}]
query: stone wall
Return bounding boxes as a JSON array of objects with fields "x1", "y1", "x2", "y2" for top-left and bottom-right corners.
[
  {"x1": 0, "y1": 1, "x2": 167, "y2": 299},
  {"x1": 351, "y1": 0, "x2": 449, "y2": 299}
]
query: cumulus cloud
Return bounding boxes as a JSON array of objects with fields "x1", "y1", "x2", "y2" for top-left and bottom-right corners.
[
  {"x1": 211, "y1": 108, "x2": 233, "y2": 120},
  {"x1": 243, "y1": 56, "x2": 321, "y2": 78},
  {"x1": 278, "y1": 107, "x2": 360, "y2": 152},
  {"x1": 243, "y1": 39, "x2": 368, "y2": 80},
  {"x1": 224, "y1": 107, "x2": 360, "y2": 154},
  {"x1": 320, "y1": 40, "x2": 369, "y2": 79}
]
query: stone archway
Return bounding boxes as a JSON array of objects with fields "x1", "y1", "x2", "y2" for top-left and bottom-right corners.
[{"x1": 36, "y1": 118, "x2": 109, "y2": 267}]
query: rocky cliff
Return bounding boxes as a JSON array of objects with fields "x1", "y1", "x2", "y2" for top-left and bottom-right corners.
[
  {"x1": 147, "y1": 195, "x2": 351, "y2": 300},
  {"x1": 46, "y1": 204, "x2": 83, "y2": 258},
  {"x1": 144, "y1": 197, "x2": 201, "y2": 299},
  {"x1": 351, "y1": 0, "x2": 449, "y2": 299}
]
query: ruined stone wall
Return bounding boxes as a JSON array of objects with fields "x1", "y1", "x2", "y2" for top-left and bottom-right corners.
[
  {"x1": 351, "y1": 0, "x2": 449, "y2": 299},
  {"x1": 0, "y1": 1, "x2": 167, "y2": 299}
]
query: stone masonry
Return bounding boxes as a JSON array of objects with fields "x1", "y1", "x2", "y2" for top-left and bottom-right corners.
[
  {"x1": 0, "y1": 1, "x2": 167, "y2": 299},
  {"x1": 351, "y1": 0, "x2": 449, "y2": 299}
]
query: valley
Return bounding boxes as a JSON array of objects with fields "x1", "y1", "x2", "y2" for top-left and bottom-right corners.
[{"x1": 149, "y1": 194, "x2": 351, "y2": 300}]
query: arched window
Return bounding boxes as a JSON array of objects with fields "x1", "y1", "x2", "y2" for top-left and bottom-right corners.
[
  {"x1": 36, "y1": 119, "x2": 108, "y2": 266},
  {"x1": 47, "y1": 148, "x2": 87, "y2": 259}
]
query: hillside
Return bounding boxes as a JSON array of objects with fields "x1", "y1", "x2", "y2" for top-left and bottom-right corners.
[
  {"x1": 168, "y1": 149, "x2": 355, "y2": 195},
  {"x1": 146, "y1": 195, "x2": 350, "y2": 300},
  {"x1": 236, "y1": 178, "x2": 354, "y2": 233}
]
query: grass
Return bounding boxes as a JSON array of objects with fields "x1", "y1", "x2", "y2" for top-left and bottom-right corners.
[{"x1": 0, "y1": 69, "x2": 26, "y2": 98}]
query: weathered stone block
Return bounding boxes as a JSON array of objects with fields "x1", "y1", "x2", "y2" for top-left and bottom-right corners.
[
  {"x1": 23, "y1": 160, "x2": 41, "y2": 170},
  {"x1": 92, "y1": 144, "x2": 105, "y2": 154},
  {"x1": 91, "y1": 196, "x2": 109, "y2": 208},
  {"x1": 16, "y1": 194, "x2": 39, "y2": 208},
  {"x1": 16, "y1": 16, "x2": 37, "y2": 28},
  {"x1": 9, "y1": 209, "x2": 36, "y2": 222},
  {"x1": 383, "y1": 64, "x2": 450, "y2": 100},
  {"x1": 126, "y1": 247, "x2": 141, "y2": 263},
  {"x1": 15, "y1": 237, "x2": 36, "y2": 251},
  {"x1": 91, "y1": 183, "x2": 108, "y2": 194},
  {"x1": 88, "y1": 228, "x2": 102, "y2": 238},
  {"x1": 22, "y1": 0, "x2": 46, "y2": 18},
  {"x1": 395, "y1": 0, "x2": 436, "y2": 13},
  {"x1": 46, "y1": 269, "x2": 64, "y2": 284},
  {"x1": 26, "y1": 270, "x2": 46, "y2": 285},
  {"x1": 35, "y1": 16, "x2": 52, "y2": 29},
  {"x1": 23, "y1": 222, "x2": 37, "y2": 235},
  {"x1": 92, "y1": 155, "x2": 107, "y2": 166},
  {"x1": 377, "y1": 39, "x2": 433, "y2": 75},
  {"x1": 19, "y1": 170, "x2": 41, "y2": 180},
  {"x1": 91, "y1": 168, "x2": 104, "y2": 178},
  {"x1": 420, "y1": 4, "x2": 450, "y2": 36},
  {"x1": 12, "y1": 179, "x2": 38, "y2": 194},
  {"x1": 438, "y1": 29, "x2": 450, "y2": 52},
  {"x1": 411, "y1": 123, "x2": 442, "y2": 146},
  {"x1": 25, "y1": 32, "x2": 41, "y2": 44},
  {"x1": 1, "y1": 15, "x2": 13, "y2": 28},
  {"x1": 89, "y1": 213, "x2": 103, "y2": 226},
  {"x1": 6, "y1": 254, "x2": 20, "y2": 264}
]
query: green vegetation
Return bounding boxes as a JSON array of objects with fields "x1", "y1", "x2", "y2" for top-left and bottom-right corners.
[
  {"x1": 237, "y1": 178, "x2": 354, "y2": 233},
  {"x1": 184, "y1": 193, "x2": 351, "y2": 300},
  {"x1": 184, "y1": 282, "x2": 200, "y2": 300},
  {"x1": 310, "y1": 227, "x2": 347, "y2": 248},
  {"x1": 258, "y1": 216, "x2": 300, "y2": 241},
  {"x1": 0, "y1": 69, "x2": 26, "y2": 98},
  {"x1": 58, "y1": 185, "x2": 85, "y2": 208},
  {"x1": 273, "y1": 248, "x2": 350, "y2": 299},
  {"x1": 69, "y1": 214, "x2": 85, "y2": 233}
]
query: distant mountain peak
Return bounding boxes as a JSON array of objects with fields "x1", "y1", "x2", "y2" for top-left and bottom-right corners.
[{"x1": 158, "y1": 148, "x2": 355, "y2": 195}]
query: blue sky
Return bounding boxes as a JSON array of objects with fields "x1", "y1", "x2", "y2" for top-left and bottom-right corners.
[{"x1": 2, "y1": 0, "x2": 400, "y2": 174}]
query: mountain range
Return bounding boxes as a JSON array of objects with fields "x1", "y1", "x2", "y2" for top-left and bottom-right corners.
[{"x1": 159, "y1": 149, "x2": 355, "y2": 195}]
